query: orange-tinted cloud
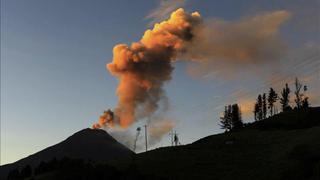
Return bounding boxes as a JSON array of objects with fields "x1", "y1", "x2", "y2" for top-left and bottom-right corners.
[
  {"x1": 186, "y1": 10, "x2": 291, "y2": 79},
  {"x1": 104, "y1": 9, "x2": 201, "y2": 128},
  {"x1": 93, "y1": 8, "x2": 292, "y2": 129}
]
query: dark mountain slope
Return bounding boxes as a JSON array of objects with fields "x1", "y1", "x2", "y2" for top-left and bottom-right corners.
[
  {"x1": 2, "y1": 107, "x2": 320, "y2": 180},
  {"x1": 112, "y1": 107, "x2": 320, "y2": 180},
  {"x1": 0, "y1": 128, "x2": 134, "y2": 179}
]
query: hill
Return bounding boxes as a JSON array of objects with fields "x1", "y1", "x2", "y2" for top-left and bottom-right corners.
[
  {"x1": 0, "y1": 128, "x2": 134, "y2": 179},
  {"x1": 2, "y1": 107, "x2": 320, "y2": 180},
  {"x1": 113, "y1": 107, "x2": 320, "y2": 180}
]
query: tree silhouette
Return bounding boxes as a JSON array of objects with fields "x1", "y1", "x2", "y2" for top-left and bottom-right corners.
[
  {"x1": 302, "y1": 85, "x2": 309, "y2": 109},
  {"x1": 256, "y1": 94, "x2": 263, "y2": 120},
  {"x1": 268, "y1": 88, "x2": 278, "y2": 116},
  {"x1": 262, "y1": 93, "x2": 267, "y2": 119},
  {"x1": 294, "y1": 77, "x2": 303, "y2": 109},
  {"x1": 280, "y1": 83, "x2": 291, "y2": 112},
  {"x1": 254, "y1": 103, "x2": 259, "y2": 121},
  {"x1": 220, "y1": 105, "x2": 232, "y2": 132},
  {"x1": 220, "y1": 104, "x2": 243, "y2": 131},
  {"x1": 302, "y1": 97, "x2": 309, "y2": 109},
  {"x1": 231, "y1": 104, "x2": 243, "y2": 130}
]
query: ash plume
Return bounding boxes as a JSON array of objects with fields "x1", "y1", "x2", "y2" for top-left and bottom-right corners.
[
  {"x1": 148, "y1": 119, "x2": 174, "y2": 145},
  {"x1": 108, "y1": 120, "x2": 174, "y2": 152},
  {"x1": 103, "y1": 8, "x2": 201, "y2": 128},
  {"x1": 186, "y1": 10, "x2": 291, "y2": 78},
  {"x1": 93, "y1": 8, "x2": 291, "y2": 134},
  {"x1": 186, "y1": 10, "x2": 291, "y2": 63},
  {"x1": 92, "y1": 109, "x2": 115, "y2": 129}
]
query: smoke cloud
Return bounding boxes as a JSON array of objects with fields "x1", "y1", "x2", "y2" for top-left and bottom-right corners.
[
  {"x1": 148, "y1": 119, "x2": 174, "y2": 145},
  {"x1": 92, "y1": 109, "x2": 115, "y2": 129},
  {"x1": 109, "y1": 119, "x2": 174, "y2": 152},
  {"x1": 100, "y1": 8, "x2": 201, "y2": 128},
  {"x1": 186, "y1": 10, "x2": 291, "y2": 79},
  {"x1": 92, "y1": 8, "x2": 291, "y2": 144},
  {"x1": 186, "y1": 10, "x2": 291, "y2": 63}
]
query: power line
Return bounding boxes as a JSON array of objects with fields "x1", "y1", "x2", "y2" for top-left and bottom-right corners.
[
  {"x1": 171, "y1": 54, "x2": 320, "y2": 119},
  {"x1": 186, "y1": 54, "x2": 319, "y2": 112}
]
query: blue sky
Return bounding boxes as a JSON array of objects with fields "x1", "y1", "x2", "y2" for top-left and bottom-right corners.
[{"x1": 1, "y1": 0, "x2": 319, "y2": 165}]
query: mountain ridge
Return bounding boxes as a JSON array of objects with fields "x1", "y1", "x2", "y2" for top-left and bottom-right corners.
[{"x1": 0, "y1": 128, "x2": 134, "y2": 179}]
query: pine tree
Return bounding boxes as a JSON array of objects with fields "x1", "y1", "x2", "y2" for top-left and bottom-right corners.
[
  {"x1": 231, "y1": 104, "x2": 243, "y2": 130},
  {"x1": 220, "y1": 104, "x2": 243, "y2": 131},
  {"x1": 257, "y1": 94, "x2": 263, "y2": 120},
  {"x1": 294, "y1": 77, "x2": 303, "y2": 109},
  {"x1": 268, "y1": 88, "x2": 278, "y2": 116},
  {"x1": 262, "y1": 93, "x2": 267, "y2": 119},
  {"x1": 220, "y1": 105, "x2": 231, "y2": 132},
  {"x1": 254, "y1": 103, "x2": 259, "y2": 121},
  {"x1": 280, "y1": 83, "x2": 291, "y2": 112}
]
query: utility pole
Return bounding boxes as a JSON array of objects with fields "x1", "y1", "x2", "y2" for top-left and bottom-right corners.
[
  {"x1": 144, "y1": 125, "x2": 148, "y2": 152},
  {"x1": 169, "y1": 130, "x2": 174, "y2": 146}
]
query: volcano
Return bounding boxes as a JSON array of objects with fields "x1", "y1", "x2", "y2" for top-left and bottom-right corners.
[{"x1": 0, "y1": 128, "x2": 134, "y2": 178}]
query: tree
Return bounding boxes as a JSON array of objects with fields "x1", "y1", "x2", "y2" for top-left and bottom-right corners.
[
  {"x1": 220, "y1": 105, "x2": 232, "y2": 132},
  {"x1": 302, "y1": 97, "x2": 309, "y2": 109},
  {"x1": 231, "y1": 104, "x2": 243, "y2": 130},
  {"x1": 302, "y1": 85, "x2": 309, "y2": 109},
  {"x1": 268, "y1": 88, "x2": 278, "y2": 116},
  {"x1": 294, "y1": 77, "x2": 303, "y2": 109},
  {"x1": 254, "y1": 103, "x2": 259, "y2": 121},
  {"x1": 220, "y1": 104, "x2": 243, "y2": 131},
  {"x1": 262, "y1": 93, "x2": 267, "y2": 119},
  {"x1": 280, "y1": 83, "x2": 291, "y2": 112},
  {"x1": 257, "y1": 94, "x2": 263, "y2": 120}
]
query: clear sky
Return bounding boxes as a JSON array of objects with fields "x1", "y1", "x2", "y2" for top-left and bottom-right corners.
[{"x1": 1, "y1": 0, "x2": 319, "y2": 165}]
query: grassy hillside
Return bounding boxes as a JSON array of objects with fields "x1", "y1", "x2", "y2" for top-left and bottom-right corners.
[
  {"x1": 6, "y1": 107, "x2": 320, "y2": 180},
  {"x1": 115, "y1": 107, "x2": 320, "y2": 180},
  {"x1": 130, "y1": 126, "x2": 320, "y2": 180}
]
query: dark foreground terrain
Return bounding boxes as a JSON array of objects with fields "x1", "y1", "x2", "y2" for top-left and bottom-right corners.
[{"x1": 1, "y1": 107, "x2": 320, "y2": 180}]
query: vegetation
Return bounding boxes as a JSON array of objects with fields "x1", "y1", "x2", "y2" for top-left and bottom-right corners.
[
  {"x1": 294, "y1": 77, "x2": 303, "y2": 109},
  {"x1": 254, "y1": 94, "x2": 263, "y2": 121},
  {"x1": 6, "y1": 157, "x2": 153, "y2": 180},
  {"x1": 280, "y1": 83, "x2": 291, "y2": 112},
  {"x1": 252, "y1": 77, "x2": 311, "y2": 123},
  {"x1": 220, "y1": 104, "x2": 243, "y2": 131},
  {"x1": 294, "y1": 77, "x2": 310, "y2": 110},
  {"x1": 262, "y1": 93, "x2": 267, "y2": 119},
  {"x1": 268, "y1": 87, "x2": 278, "y2": 116}
]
